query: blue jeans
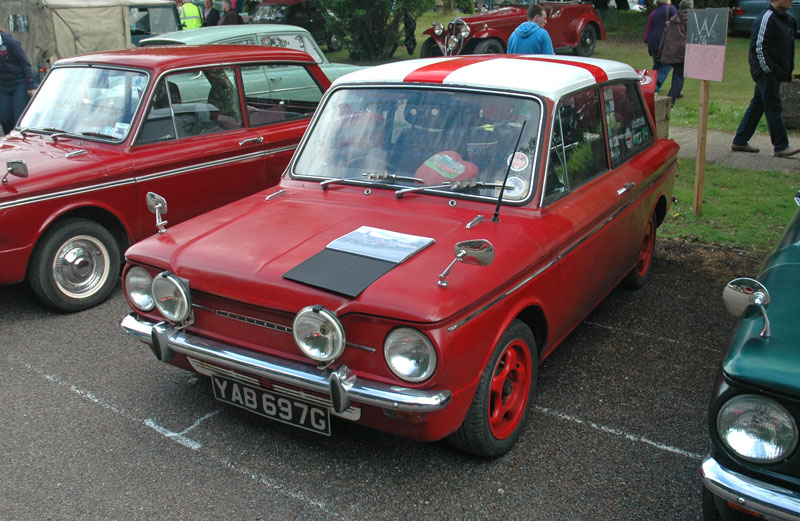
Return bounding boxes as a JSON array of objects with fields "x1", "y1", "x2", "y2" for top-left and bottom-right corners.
[
  {"x1": 656, "y1": 63, "x2": 672, "y2": 92},
  {"x1": 733, "y1": 73, "x2": 789, "y2": 152},
  {"x1": 0, "y1": 82, "x2": 30, "y2": 134}
]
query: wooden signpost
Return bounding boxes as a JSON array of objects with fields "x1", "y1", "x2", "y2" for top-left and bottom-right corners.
[{"x1": 684, "y1": 7, "x2": 728, "y2": 215}]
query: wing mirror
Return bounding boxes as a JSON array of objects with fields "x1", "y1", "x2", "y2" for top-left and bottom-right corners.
[
  {"x1": 146, "y1": 192, "x2": 169, "y2": 233},
  {"x1": 438, "y1": 239, "x2": 494, "y2": 287},
  {"x1": 723, "y1": 277, "x2": 771, "y2": 338},
  {"x1": 3, "y1": 159, "x2": 28, "y2": 184}
]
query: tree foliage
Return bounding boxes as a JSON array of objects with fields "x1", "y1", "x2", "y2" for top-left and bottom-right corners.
[{"x1": 319, "y1": 0, "x2": 435, "y2": 61}]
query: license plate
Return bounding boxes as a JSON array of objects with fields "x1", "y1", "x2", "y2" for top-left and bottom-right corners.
[{"x1": 211, "y1": 375, "x2": 331, "y2": 436}]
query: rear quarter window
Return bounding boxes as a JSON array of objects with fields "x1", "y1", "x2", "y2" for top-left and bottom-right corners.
[{"x1": 603, "y1": 82, "x2": 653, "y2": 167}]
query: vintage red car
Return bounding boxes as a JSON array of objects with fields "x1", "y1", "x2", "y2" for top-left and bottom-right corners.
[
  {"x1": 421, "y1": 0, "x2": 606, "y2": 57},
  {"x1": 0, "y1": 45, "x2": 333, "y2": 311},
  {"x1": 121, "y1": 55, "x2": 677, "y2": 456}
]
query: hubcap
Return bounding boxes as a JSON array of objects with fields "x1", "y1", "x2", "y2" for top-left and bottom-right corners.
[
  {"x1": 488, "y1": 339, "x2": 532, "y2": 439},
  {"x1": 52, "y1": 235, "x2": 110, "y2": 299}
]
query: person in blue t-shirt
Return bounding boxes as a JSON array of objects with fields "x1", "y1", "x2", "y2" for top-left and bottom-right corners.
[
  {"x1": 0, "y1": 29, "x2": 37, "y2": 134},
  {"x1": 507, "y1": 4, "x2": 554, "y2": 55}
]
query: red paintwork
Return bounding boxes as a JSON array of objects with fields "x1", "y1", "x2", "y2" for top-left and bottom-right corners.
[
  {"x1": 0, "y1": 45, "x2": 331, "y2": 286},
  {"x1": 422, "y1": 2, "x2": 606, "y2": 55}
]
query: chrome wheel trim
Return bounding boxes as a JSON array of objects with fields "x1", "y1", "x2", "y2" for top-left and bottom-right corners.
[{"x1": 51, "y1": 234, "x2": 111, "y2": 299}]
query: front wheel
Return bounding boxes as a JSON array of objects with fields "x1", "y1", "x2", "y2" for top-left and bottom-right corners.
[
  {"x1": 448, "y1": 320, "x2": 537, "y2": 457},
  {"x1": 573, "y1": 25, "x2": 597, "y2": 57},
  {"x1": 28, "y1": 218, "x2": 121, "y2": 312},
  {"x1": 620, "y1": 212, "x2": 656, "y2": 290},
  {"x1": 474, "y1": 39, "x2": 505, "y2": 54},
  {"x1": 420, "y1": 37, "x2": 442, "y2": 58}
]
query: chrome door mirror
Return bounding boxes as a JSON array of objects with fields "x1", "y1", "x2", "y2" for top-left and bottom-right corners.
[
  {"x1": 723, "y1": 277, "x2": 771, "y2": 338},
  {"x1": 3, "y1": 159, "x2": 28, "y2": 184},
  {"x1": 438, "y1": 239, "x2": 494, "y2": 287},
  {"x1": 146, "y1": 192, "x2": 169, "y2": 233}
]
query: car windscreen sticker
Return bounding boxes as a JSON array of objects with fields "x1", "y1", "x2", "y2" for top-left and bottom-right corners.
[{"x1": 283, "y1": 227, "x2": 434, "y2": 297}]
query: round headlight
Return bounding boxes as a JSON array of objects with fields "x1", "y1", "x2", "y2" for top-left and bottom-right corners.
[
  {"x1": 717, "y1": 394, "x2": 798, "y2": 463},
  {"x1": 458, "y1": 24, "x2": 470, "y2": 39},
  {"x1": 433, "y1": 22, "x2": 444, "y2": 36},
  {"x1": 152, "y1": 272, "x2": 191, "y2": 323},
  {"x1": 293, "y1": 306, "x2": 345, "y2": 362},
  {"x1": 446, "y1": 36, "x2": 458, "y2": 50},
  {"x1": 384, "y1": 328, "x2": 437, "y2": 382},
  {"x1": 125, "y1": 266, "x2": 154, "y2": 311}
]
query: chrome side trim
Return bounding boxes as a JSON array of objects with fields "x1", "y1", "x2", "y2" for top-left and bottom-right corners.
[
  {"x1": 0, "y1": 145, "x2": 297, "y2": 211},
  {"x1": 448, "y1": 157, "x2": 676, "y2": 331},
  {"x1": 121, "y1": 313, "x2": 450, "y2": 412},
  {"x1": 700, "y1": 456, "x2": 800, "y2": 521}
]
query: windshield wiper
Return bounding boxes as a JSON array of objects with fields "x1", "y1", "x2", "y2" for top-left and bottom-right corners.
[
  {"x1": 36, "y1": 127, "x2": 72, "y2": 142},
  {"x1": 320, "y1": 176, "x2": 367, "y2": 190},
  {"x1": 395, "y1": 182, "x2": 451, "y2": 198},
  {"x1": 362, "y1": 171, "x2": 423, "y2": 184},
  {"x1": 78, "y1": 131, "x2": 116, "y2": 140},
  {"x1": 395, "y1": 179, "x2": 517, "y2": 199}
]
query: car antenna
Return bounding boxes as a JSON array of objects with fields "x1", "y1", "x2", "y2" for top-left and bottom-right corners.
[{"x1": 492, "y1": 120, "x2": 526, "y2": 223}]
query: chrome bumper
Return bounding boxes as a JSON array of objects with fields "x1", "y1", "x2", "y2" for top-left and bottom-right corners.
[
  {"x1": 700, "y1": 456, "x2": 800, "y2": 521},
  {"x1": 121, "y1": 313, "x2": 451, "y2": 414}
]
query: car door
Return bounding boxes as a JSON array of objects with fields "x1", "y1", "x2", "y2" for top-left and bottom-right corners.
[
  {"x1": 540, "y1": 83, "x2": 649, "y2": 336},
  {"x1": 131, "y1": 65, "x2": 268, "y2": 237}
]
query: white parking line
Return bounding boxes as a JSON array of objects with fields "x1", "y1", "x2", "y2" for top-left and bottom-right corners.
[
  {"x1": 13, "y1": 357, "x2": 348, "y2": 520},
  {"x1": 583, "y1": 320, "x2": 720, "y2": 353},
  {"x1": 535, "y1": 406, "x2": 703, "y2": 460}
]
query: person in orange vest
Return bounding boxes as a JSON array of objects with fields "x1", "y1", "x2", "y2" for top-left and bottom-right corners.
[{"x1": 176, "y1": 0, "x2": 203, "y2": 29}]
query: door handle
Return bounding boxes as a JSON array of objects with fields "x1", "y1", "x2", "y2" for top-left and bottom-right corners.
[
  {"x1": 239, "y1": 136, "x2": 264, "y2": 146},
  {"x1": 616, "y1": 182, "x2": 636, "y2": 196}
]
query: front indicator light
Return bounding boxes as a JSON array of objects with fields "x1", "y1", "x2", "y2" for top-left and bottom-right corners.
[
  {"x1": 151, "y1": 272, "x2": 191, "y2": 324},
  {"x1": 384, "y1": 328, "x2": 437, "y2": 383},
  {"x1": 717, "y1": 394, "x2": 798, "y2": 463},
  {"x1": 293, "y1": 306, "x2": 345, "y2": 362}
]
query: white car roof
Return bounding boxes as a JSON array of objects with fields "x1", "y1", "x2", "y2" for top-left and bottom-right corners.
[{"x1": 332, "y1": 55, "x2": 639, "y2": 101}]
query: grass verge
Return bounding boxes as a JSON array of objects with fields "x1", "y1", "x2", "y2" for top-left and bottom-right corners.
[{"x1": 659, "y1": 159, "x2": 800, "y2": 253}]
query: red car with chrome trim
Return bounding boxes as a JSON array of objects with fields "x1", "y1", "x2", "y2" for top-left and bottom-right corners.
[
  {"x1": 121, "y1": 55, "x2": 677, "y2": 456},
  {"x1": 421, "y1": 0, "x2": 606, "y2": 58},
  {"x1": 0, "y1": 45, "x2": 332, "y2": 311}
]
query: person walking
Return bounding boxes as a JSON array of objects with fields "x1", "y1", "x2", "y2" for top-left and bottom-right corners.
[
  {"x1": 644, "y1": 0, "x2": 678, "y2": 92},
  {"x1": 219, "y1": 0, "x2": 244, "y2": 25},
  {"x1": 0, "y1": 28, "x2": 37, "y2": 135},
  {"x1": 507, "y1": 4, "x2": 554, "y2": 55},
  {"x1": 732, "y1": 0, "x2": 799, "y2": 157},
  {"x1": 203, "y1": 0, "x2": 220, "y2": 27},
  {"x1": 177, "y1": 0, "x2": 203, "y2": 29},
  {"x1": 658, "y1": 0, "x2": 691, "y2": 106}
]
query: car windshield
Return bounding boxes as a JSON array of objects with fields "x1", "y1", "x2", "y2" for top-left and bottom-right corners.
[
  {"x1": 19, "y1": 67, "x2": 148, "y2": 141},
  {"x1": 293, "y1": 87, "x2": 541, "y2": 202}
]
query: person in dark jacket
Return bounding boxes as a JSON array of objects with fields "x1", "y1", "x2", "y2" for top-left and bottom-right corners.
[
  {"x1": 507, "y1": 4, "x2": 554, "y2": 55},
  {"x1": 658, "y1": 0, "x2": 690, "y2": 106},
  {"x1": 0, "y1": 28, "x2": 36, "y2": 135},
  {"x1": 218, "y1": 0, "x2": 243, "y2": 25},
  {"x1": 732, "y1": 0, "x2": 799, "y2": 157},
  {"x1": 644, "y1": 0, "x2": 678, "y2": 92},
  {"x1": 203, "y1": 0, "x2": 220, "y2": 27}
]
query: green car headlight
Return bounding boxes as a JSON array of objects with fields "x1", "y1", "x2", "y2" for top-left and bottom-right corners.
[
  {"x1": 384, "y1": 328, "x2": 437, "y2": 383},
  {"x1": 717, "y1": 394, "x2": 798, "y2": 463},
  {"x1": 125, "y1": 266, "x2": 154, "y2": 311}
]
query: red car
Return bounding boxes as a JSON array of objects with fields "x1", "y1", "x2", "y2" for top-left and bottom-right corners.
[
  {"x1": 121, "y1": 55, "x2": 677, "y2": 456},
  {"x1": 0, "y1": 45, "x2": 331, "y2": 312},
  {"x1": 421, "y1": 0, "x2": 606, "y2": 57}
]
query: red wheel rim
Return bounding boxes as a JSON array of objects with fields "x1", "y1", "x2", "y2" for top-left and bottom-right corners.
[
  {"x1": 488, "y1": 338, "x2": 532, "y2": 440},
  {"x1": 635, "y1": 217, "x2": 655, "y2": 278}
]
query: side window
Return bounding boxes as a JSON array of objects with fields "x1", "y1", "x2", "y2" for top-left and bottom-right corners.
[
  {"x1": 543, "y1": 88, "x2": 607, "y2": 204},
  {"x1": 241, "y1": 64, "x2": 323, "y2": 126},
  {"x1": 603, "y1": 82, "x2": 653, "y2": 167},
  {"x1": 138, "y1": 79, "x2": 177, "y2": 144},
  {"x1": 258, "y1": 33, "x2": 323, "y2": 62}
]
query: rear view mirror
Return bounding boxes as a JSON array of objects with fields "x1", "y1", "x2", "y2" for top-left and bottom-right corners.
[
  {"x1": 146, "y1": 192, "x2": 169, "y2": 233},
  {"x1": 438, "y1": 239, "x2": 494, "y2": 287},
  {"x1": 3, "y1": 159, "x2": 28, "y2": 184},
  {"x1": 723, "y1": 277, "x2": 771, "y2": 338}
]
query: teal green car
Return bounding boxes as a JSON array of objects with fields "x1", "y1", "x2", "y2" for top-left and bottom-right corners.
[
  {"x1": 138, "y1": 24, "x2": 361, "y2": 83},
  {"x1": 700, "y1": 192, "x2": 800, "y2": 520}
]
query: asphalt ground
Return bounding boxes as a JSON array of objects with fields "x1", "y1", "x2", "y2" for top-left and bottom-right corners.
[{"x1": 0, "y1": 239, "x2": 763, "y2": 520}]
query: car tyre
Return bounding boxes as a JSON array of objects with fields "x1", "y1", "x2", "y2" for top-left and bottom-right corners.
[
  {"x1": 420, "y1": 37, "x2": 443, "y2": 58},
  {"x1": 28, "y1": 218, "x2": 121, "y2": 312},
  {"x1": 620, "y1": 212, "x2": 656, "y2": 290},
  {"x1": 327, "y1": 33, "x2": 343, "y2": 52},
  {"x1": 448, "y1": 320, "x2": 537, "y2": 457},
  {"x1": 474, "y1": 39, "x2": 505, "y2": 54},
  {"x1": 573, "y1": 24, "x2": 597, "y2": 57}
]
